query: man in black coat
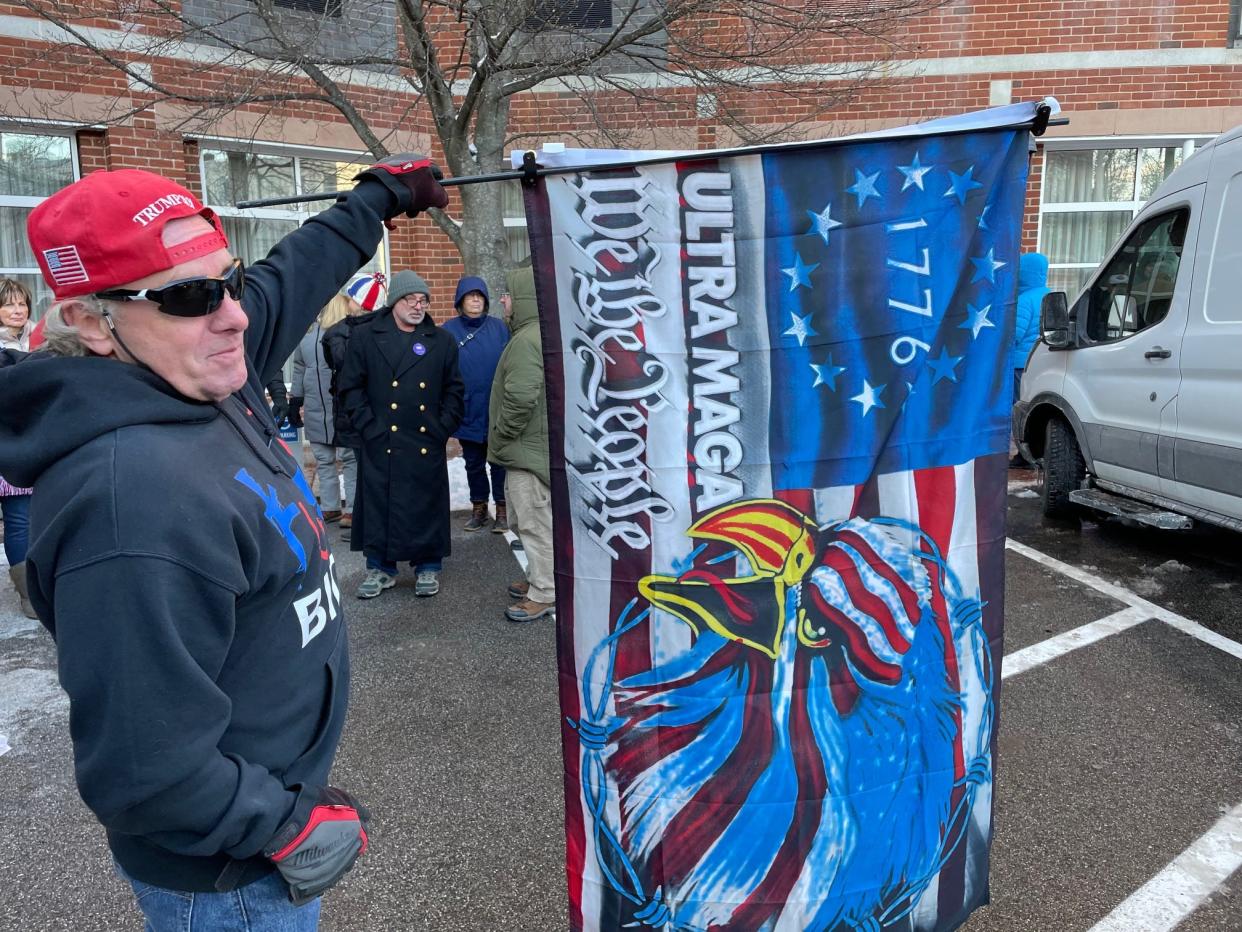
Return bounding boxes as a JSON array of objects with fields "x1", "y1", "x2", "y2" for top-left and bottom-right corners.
[{"x1": 339, "y1": 270, "x2": 464, "y2": 599}]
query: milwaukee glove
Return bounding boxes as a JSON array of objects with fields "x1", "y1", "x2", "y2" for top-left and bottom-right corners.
[
  {"x1": 354, "y1": 153, "x2": 448, "y2": 220},
  {"x1": 287, "y1": 396, "x2": 304, "y2": 429},
  {"x1": 265, "y1": 785, "x2": 370, "y2": 906}
]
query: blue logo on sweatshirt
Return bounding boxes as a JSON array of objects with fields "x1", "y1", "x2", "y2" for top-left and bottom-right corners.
[{"x1": 234, "y1": 467, "x2": 328, "y2": 575}]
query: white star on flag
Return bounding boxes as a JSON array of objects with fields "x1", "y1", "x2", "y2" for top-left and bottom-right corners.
[
  {"x1": 850, "y1": 379, "x2": 885, "y2": 416},
  {"x1": 970, "y1": 248, "x2": 1005, "y2": 283},
  {"x1": 805, "y1": 202, "x2": 843, "y2": 246},
  {"x1": 785, "y1": 310, "x2": 817, "y2": 346},
  {"x1": 846, "y1": 169, "x2": 882, "y2": 208},
  {"x1": 897, "y1": 152, "x2": 933, "y2": 191},
  {"x1": 781, "y1": 252, "x2": 819, "y2": 292},
  {"x1": 959, "y1": 302, "x2": 995, "y2": 339},
  {"x1": 810, "y1": 354, "x2": 846, "y2": 389}
]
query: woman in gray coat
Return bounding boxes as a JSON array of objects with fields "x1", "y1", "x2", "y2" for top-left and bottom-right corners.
[{"x1": 290, "y1": 294, "x2": 358, "y2": 526}]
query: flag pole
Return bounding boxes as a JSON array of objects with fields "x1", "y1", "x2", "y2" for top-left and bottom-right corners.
[{"x1": 234, "y1": 107, "x2": 1067, "y2": 211}]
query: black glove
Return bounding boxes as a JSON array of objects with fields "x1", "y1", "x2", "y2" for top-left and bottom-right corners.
[
  {"x1": 288, "y1": 397, "x2": 304, "y2": 430},
  {"x1": 265, "y1": 785, "x2": 370, "y2": 906},
  {"x1": 267, "y1": 377, "x2": 290, "y2": 425},
  {"x1": 354, "y1": 153, "x2": 448, "y2": 220}
]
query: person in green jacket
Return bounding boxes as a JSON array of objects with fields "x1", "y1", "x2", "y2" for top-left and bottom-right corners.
[{"x1": 487, "y1": 267, "x2": 553, "y2": 623}]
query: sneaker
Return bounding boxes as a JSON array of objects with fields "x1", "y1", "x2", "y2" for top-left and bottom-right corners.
[
  {"x1": 415, "y1": 570, "x2": 440, "y2": 597},
  {"x1": 508, "y1": 579, "x2": 529, "y2": 600},
  {"x1": 322, "y1": 509, "x2": 342, "y2": 524},
  {"x1": 356, "y1": 568, "x2": 395, "y2": 599},
  {"x1": 506, "y1": 598, "x2": 554, "y2": 623}
]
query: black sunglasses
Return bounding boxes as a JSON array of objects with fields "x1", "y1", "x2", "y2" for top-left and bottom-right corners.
[{"x1": 97, "y1": 259, "x2": 245, "y2": 317}]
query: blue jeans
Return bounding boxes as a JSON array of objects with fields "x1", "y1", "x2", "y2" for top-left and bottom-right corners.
[
  {"x1": 365, "y1": 555, "x2": 442, "y2": 576},
  {"x1": 118, "y1": 867, "x2": 320, "y2": 931},
  {"x1": 1, "y1": 494, "x2": 30, "y2": 565},
  {"x1": 460, "y1": 438, "x2": 505, "y2": 504}
]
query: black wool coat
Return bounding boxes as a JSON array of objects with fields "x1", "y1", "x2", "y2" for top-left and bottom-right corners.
[{"x1": 338, "y1": 310, "x2": 464, "y2": 564}]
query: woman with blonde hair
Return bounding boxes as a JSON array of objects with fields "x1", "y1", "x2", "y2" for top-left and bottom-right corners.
[
  {"x1": 0, "y1": 278, "x2": 36, "y2": 616},
  {"x1": 0, "y1": 278, "x2": 35, "y2": 351},
  {"x1": 289, "y1": 292, "x2": 367, "y2": 526}
]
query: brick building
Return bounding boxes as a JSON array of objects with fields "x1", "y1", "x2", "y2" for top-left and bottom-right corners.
[{"x1": 0, "y1": 0, "x2": 1239, "y2": 315}]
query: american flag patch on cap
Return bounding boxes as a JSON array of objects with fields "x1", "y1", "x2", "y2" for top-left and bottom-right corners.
[{"x1": 43, "y1": 246, "x2": 89, "y2": 287}]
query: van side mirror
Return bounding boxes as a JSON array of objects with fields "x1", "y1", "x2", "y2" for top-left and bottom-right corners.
[{"x1": 1041, "y1": 291, "x2": 1072, "y2": 349}]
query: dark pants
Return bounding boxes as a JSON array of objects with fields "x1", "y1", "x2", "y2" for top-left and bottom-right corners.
[
  {"x1": 1, "y1": 494, "x2": 30, "y2": 565},
  {"x1": 460, "y1": 439, "x2": 505, "y2": 505}
]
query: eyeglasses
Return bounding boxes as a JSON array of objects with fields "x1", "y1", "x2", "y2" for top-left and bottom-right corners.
[
  {"x1": 403, "y1": 296, "x2": 430, "y2": 308},
  {"x1": 97, "y1": 259, "x2": 245, "y2": 317}
]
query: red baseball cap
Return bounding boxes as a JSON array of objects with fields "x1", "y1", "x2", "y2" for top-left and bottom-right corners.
[{"x1": 26, "y1": 169, "x2": 229, "y2": 300}]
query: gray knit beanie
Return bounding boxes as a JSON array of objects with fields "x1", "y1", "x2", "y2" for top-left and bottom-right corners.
[{"x1": 387, "y1": 270, "x2": 431, "y2": 305}]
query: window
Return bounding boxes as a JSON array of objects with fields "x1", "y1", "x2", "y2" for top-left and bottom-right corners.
[
  {"x1": 201, "y1": 147, "x2": 386, "y2": 273},
  {"x1": 527, "y1": 0, "x2": 613, "y2": 30},
  {"x1": 1082, "y1": 209, "x2": 1187, "y2": 345},
  {"x1": 1038, "y1": 142, "x2": 1201, "y2": 297},
  {"x1": 272, "y1": 0, "x2": 342, "y2": 17},
  {"x1": 0, "y1": 130, "x2": 77, "y2": 315},
  {"x1": 501, "y1": 180, "x2": 531, "y2": 265},
  {"x1": 202, "y1": 146, "x2": 387, "y2": 383}
]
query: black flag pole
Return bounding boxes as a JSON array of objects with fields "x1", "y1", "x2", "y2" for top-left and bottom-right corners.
[{"x1": 234, "y1": 106, "x2": 1067, "y2": 211}]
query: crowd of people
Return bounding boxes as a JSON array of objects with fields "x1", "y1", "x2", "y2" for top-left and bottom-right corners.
[{"x1": 270, "y1": 264, "x2": 552, "y2": 621}]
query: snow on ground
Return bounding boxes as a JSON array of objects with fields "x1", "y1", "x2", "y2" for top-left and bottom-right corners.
[{"x1": 448, "y1": 454, "x2": 471, "y2": 512}]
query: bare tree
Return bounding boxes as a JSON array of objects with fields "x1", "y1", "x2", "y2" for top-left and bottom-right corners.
[{"x1": 8, "y1": 0, "x2": 946, "y2": 290}]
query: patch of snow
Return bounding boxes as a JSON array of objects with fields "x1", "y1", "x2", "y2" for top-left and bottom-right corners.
[
  {"x1": 1013, "y1": 489, "x2": 1039, "y2": 499},
  {"x1": 1211, "y1": 582, "x2": 1235, "y2": 590},
  {"x1": 1129, "y1": 577, "x2": 1165, "y2": 598},
  {"x1": 0, "y1": 733, "x2": 9, "y2": 757},
  {"x1": 1153, "y1": 559, "x2": 1191, "y2": 574},
  {"x1": 0, "y1": 667, "x2": 67, "y2": 743},
  {"x1": 448, "y1": 455, "x2": 471, "y2": 512}
]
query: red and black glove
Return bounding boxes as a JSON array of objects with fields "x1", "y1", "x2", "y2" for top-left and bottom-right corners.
[
  {"x1": 265, "y1": 785, "x2": 370, "y2": 906},
  {"x1": 354, "y1": 153, "x2": 448, "y2": 221}
]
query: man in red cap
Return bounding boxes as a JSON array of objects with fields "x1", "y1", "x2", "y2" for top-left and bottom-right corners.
[{"x1": 0, "y1": 156, "x2": 446, "y2": 929}]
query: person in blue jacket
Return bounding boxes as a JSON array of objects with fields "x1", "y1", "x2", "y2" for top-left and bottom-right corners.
[
  {"x1": 0, "y1": 158, "x2": 446, "y2": 929},
  {"x1": 442, "y1": 275, "x2": 510, "y2": 531},
  {"x1": 1011, "y1": 251, "x2": 1050, "y2": 467}
]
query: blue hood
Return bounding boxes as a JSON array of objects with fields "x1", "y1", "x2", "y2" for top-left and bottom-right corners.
[
  {"x1": 454, "y1": 275, "x2": 490, "y2": 314},
  {"x1": 1018, "y1": 252, "x2": 1049, "y2": 292}
]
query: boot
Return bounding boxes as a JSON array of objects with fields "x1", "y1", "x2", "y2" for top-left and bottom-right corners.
[
  {"x1": 491, "y1": 502, "x2": 509, "y2": 533},
  {"x1": 9, "y1": 562, "x2": 37, "y2": 620},
  {"x1": 464, "y1": 501, "x2": 489, "y2": 532},
  {"x1": 339, "y1": 511, "x2": 353, "y2": 529}
]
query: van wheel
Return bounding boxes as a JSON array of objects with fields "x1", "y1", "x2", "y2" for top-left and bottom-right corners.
[{"x1": 1041, "y1": 417, "x2": 1086, "y2": 519}]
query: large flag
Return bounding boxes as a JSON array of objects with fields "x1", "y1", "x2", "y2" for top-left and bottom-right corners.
[{"x1": 521, "y1": 101, "x2": 1043, "y2": 931}]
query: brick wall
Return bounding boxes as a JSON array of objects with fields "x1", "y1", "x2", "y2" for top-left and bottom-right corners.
[{"x1": 3, "y1": 0, "x2": 1239, "y2": 290}]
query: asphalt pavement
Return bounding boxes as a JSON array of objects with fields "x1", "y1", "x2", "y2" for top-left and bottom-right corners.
[{"x1": 1, "y1": 476, "x2": 1239, "y2": 931}]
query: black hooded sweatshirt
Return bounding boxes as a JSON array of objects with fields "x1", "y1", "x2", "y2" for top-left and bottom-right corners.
[{"x1": 0, "y1": 179, "x2": 394, "y2": 892}]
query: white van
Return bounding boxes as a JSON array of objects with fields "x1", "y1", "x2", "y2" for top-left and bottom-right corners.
[{"x1": 1013, "y1": 123, "x2": 1242, "y2": 532}]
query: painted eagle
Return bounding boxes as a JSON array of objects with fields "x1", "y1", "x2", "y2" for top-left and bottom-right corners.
[{"x1": 599, "y1": 498, "x2": 989, "y2": 932}]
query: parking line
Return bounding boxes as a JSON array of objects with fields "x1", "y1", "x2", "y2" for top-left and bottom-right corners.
[
  {"x1": 1006, "y1": 538, "x2": 1242, "y2": 663},
  {"x1": 1001, "y1": 605, "x2": 1151, "y2": 679},
  {"x1": 1086, "y1": 802, "x2": 1242, "y2": 932},
  {"x1": 504, "y1": 530, "x2": 529, "y2": 573}
]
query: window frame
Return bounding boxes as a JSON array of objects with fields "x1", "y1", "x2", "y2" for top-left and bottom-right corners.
[
  {"x1": 0, "y1": 126, "x2": 81, "y2": 315},
  {"x1": 271, "y1": 0, "x2": 343, "y2": 18},
  {"x1": 1035, "y1": 136, "x2": 1207, "y2": 298},
  {"x1": 198, "y1": 141, "x2": 389, "y2": 274},
  {"x1": 526, "y1": 0, "x2": 614, "y2": 32}
]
